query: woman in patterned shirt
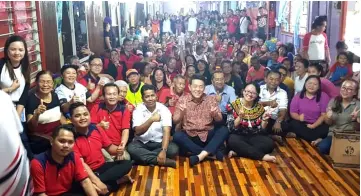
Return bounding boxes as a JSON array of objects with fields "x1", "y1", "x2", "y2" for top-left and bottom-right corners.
[{"x1": 227, "y1": 82, "x2": 276, "y2": 163}]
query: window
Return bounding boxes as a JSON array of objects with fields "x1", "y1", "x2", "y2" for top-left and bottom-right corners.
[
  {"x1": 0, "y1": 1, "x2": 42, "y2": 78},
  {"x1": 281, "y1": 1, "x2": 309, "y2": 36}
]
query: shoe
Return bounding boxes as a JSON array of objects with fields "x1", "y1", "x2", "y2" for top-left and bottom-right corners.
[
  {"x1": 164, "y1": 158, "x2": 177, "y2": 168},
  {"x1": 189, "y1": 155, "x2": 200, "y2": 167},
  {"x1": 215, "y1": 150, "x2": 224, "y2": 161}
]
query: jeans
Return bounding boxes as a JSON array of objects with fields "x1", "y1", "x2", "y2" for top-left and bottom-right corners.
[
  {"x1": 173, "y1": 125, "x2": 229, "y2": 156},
  {"x1": 317, "y1": 136, "x2": 332, "y2": 155}
]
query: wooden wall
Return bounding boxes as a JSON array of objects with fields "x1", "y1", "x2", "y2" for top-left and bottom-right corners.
[
  {"x1": 86, "y1": 1, "x2": 104, "y2": 56},
  {"x1": 39, "y1": 1, "x2": 60, "y2": 73}
]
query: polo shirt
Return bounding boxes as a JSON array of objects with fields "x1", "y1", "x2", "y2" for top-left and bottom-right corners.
[
  {"x1": 290, "y1": 92, "x2": 330, "y2": 124},
  {"x1": 78, "y1": 73, "x2": 103, "y2": 111},
  {"x1": 90, "y1": 102, "x2": 131, "y2": 145},
  {"x1": 31, "y1": 151, "x2": 88, "y2": 195},
  {"x1": 132, "y1": 102, "x2": 172, "y2": 144},
  {"x1": 73, "y1": 124, "x2": 112, "y2": 170},
  {"x1": 126, "y1": 82, "x2": 144, "y2": 107},
  {"x1": 55, "y1": 83, "x2": 91, "y2": 106},
  {"x1": 294, "y1": 73, "x2": 308, "y2": 95},
  {"x1": 205, "y1": 84, "x2": 237, "y2": 113},
  {"x1": 119, "y1": 51, "x2": 142, "y2": 70},
  {"x1": 259, "y1": 84, "x2": 288, "y2": 120},
  {"x1": 328, "y1": 98, "x2": 360, "y2": 135},
  {"x1": 246, "y1": 66, "x2": 266, "y2": 83},
  {"x1": 158, "y1": 88, "x2": 188, "y2": 114}
]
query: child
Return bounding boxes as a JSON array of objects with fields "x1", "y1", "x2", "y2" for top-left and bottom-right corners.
[
  {"x1": 267, "y1": 51, "x2": 281, "y2": 69},
  {"x1": 326, "y1": 52, "x2": 353, "y2": 86}
]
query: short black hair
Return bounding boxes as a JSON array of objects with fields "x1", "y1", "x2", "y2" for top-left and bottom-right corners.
[
  {"x1": 212, "y1": 70, "x2": 224, "y2": 80},
  {"x1": 88, "y1": 55, "x2": 101, "y2": 64},
  {"x1": 51, "y1": 124, "x2": 75, "y2": 139},
  {"x1": 336, "y1": 41, "x2": 348, "y2": 50},
  {"x1": 266, "y1": 70, "x2": 281, "y2": 78},
  {"x1": 102, "y1": 83, "x2": 120, "y2": 95},
  {"x1": 251, "y1": 55, "x2": 260, "y2": 62},
  {"x1": 60, "y1": 64, "x2": 78, "y2": 76},
  {"x1": 221, "y1": 60, "x2": 232, "y2": 68},
  {"x1": 141, "y1": 84, "x2": 157, "y2": 97},
  {"x1": 173, "y1": 74, "x2": 185, "y2": 81},
  {"x1": 278, "y1": 65, "x2": 288, "y2": 73},
  {"x1": 281, "y1": 58, "x2": 291, "y2": 64},
  {"x1": 123, "y1": 38, "x2": 132, "y2": 45},
  {"x1": 69, "y1": 102, "x2": 87, "y2": 117},
  {"x1": 308, "y1": 63, "x2": 323, "y2": 73},
  {"x1": 35, "y1": 70, "x2": 53, "y2": 83},
  {"x1": 190, "y1": 74, "x2": 206, "y2": 85},
  {"x1": 297, "y1": 58, "x2": 310, "y2": 68}
]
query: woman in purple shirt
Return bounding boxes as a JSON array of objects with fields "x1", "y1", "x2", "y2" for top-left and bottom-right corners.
[{"x1": 288, "y1": 75, "x2": 330, "y2": 142}]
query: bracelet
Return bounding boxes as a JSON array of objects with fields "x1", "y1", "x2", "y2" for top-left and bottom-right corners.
[{"x1": 261, "y1": 118, "x2": 268, "y2": 122}]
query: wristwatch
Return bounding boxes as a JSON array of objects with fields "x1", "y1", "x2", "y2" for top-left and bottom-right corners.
[
  {"x1": 276, "y1": 120, "x2": 282, "y2": 123},
  {"x1": 161, "y1": 148, "x2": 167, "y2": 152}
]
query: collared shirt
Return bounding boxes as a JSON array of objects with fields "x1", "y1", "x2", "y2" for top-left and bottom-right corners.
[
  {"x1": 328, "y1": 98, "x2": 360, "y2": 135},
  {"x1": 259, "y1": 84, "x2": 288, "y2": 120},
  {"x1": 73, "y1": 124, "x2": 112, "y2": 170},
  {"x1": 290, "y1": 92, "x2": 330, "y2": 124},
  {"x1": 132, "y1": 102, "x2": 172, "y2": 144},
  {"x1": 158, "y1": 88, "x2": 188, "y2": 114},
  {"x1": 176, "y1": 94, "x2": 221, "y2": 142},
  {"x1": 90, "y1": 102, "x2": 131, "y2": 145},
  {"x1": 204, "y1": 84, "x2": 237, "y2": 113},
  {"x1": 31, "y1": 151, "x2": 88, "y2": 195},
  {"x1": 119, "y1": 51, "x2": 142, "y2": 70}
]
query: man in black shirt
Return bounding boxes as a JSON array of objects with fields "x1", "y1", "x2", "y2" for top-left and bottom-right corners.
[{"x1": 221, "y1": 60, "x2": 244, "y2": 97}]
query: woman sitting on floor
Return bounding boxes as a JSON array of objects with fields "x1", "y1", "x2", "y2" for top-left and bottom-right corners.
[
  {"x1": 26, "y1": 71, "x2": 66, "y2": 154},
  {"x1": 288, "y1": 75, "x2": 330, "y2": 142},
  {"x1": 313, "y1": 79, "x2": 360, "y2": 154},
  {"x1": 227, "y1": 82, "x2": 276, "y2": 163}
]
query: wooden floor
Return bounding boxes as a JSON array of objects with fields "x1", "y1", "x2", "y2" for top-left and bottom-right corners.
[{"x1": 113, "y1": 138, "x2": 359, "y2": 196}]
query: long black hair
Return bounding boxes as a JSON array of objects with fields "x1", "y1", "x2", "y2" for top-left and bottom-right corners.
[
  {"x1": 151, "y1": 67, "x2": 168, "y2": 90},
  {"x1": 3, "y1": 35, "x2": 30, "y2": 83},
  {"x1": 300, "y1": 75, "x2": 322, "y2": 102},
  {"x1": 332, "y1": 79, "x2": 359, "y2": 113}
]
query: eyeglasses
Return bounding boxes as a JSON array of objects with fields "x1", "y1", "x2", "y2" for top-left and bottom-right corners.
[
  {"x1": 38, "y1": 80, "x2": 53, "y2": 85},
  {"x1": 244, "y1": 90, "x2": 257, "y2": 96},
  {"x1": 341, "y1": 86, "x2": 354, "y2": 92},
  {"x1": 90, "y1": 64, "x2": 102, "y2": 67}
]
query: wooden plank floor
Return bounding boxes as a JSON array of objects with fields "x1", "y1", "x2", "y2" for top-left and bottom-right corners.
[{"x1": 112, "y1": 138, "x2": 359, "y2": 196}]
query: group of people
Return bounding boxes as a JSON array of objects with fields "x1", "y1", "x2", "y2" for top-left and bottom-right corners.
[{"x1": 0, "y1": 7, "x2": 360, "y2": 196}]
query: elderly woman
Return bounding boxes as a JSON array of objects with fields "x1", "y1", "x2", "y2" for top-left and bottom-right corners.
[
  {"x1": 313, "y1": 79, "x2": 359, "y2": 154},
  {"x1": 289, "y1": 75, "x2": 330, "y2": 142},
  {"x1": 227, "y1": 83, "x2": 276, "y2": 163},
  {"x1": 26, "y1": 71, "x2": 66, "y2": 154}
]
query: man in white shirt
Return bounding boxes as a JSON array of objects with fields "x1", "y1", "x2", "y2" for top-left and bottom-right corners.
[
  {"x1": 187, "y1": 11, "x2": 197, "y2": 33},
  {"x1": 162, "y1": 13, "x2": 172, "y2": 35},
  {"x1": 259, "y1": 70, "x2": 289, "y2": 144},
  {"x1": 127, "y1": 84, "x2": 178, "y2": 168},
  {"x1": 0, "y1": 91, "x2": 32, "y2": 196},
  {"x1": 239, "y1": 9, "x2": 251, "y2": 38}
]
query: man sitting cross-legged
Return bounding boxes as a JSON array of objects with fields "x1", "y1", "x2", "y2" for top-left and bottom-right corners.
[
  {"x1": 172, "y1": 74, "x2": 229, "y2": 167},
  {"x1": 31, "y1": 124, "x2": 98, "y2": 196},
  {"x1": 69, "y1": 102, "x2": 133, "y2": 195},
  {"x1": 127, "y1": 84, "x2": 179, "y2": 168}
]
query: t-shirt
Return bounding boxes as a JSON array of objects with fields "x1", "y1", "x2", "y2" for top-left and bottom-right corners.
[
  {"x1": 0, "y1": 91, "x2": 32, "y2": 196},
  {"x1": 188, "y1": 17, "x2": 197, "y2": 32},
  {"x1": 320, "y1": 78, "x2": 339, "y2": 98},
  {"x1": 294, "y1": 73, "x2": 309, "y2": 95},
  {"x1": 162, "y1": 19, "x2": 172, "y2": 33},
  {"x1": 329, "y1": 63, "x2": 353, "y2": 82},
  {"x1": 239, "y1": 16, "x2": 251, "y2": 34},
  {"x1": 104, "y1": 30, "x2": 116, "y2": 49},
  {"x1": 227, "y1": 15, "x2": 239, "y2": 34},
  {"x1": 246, "y1": 66, "x2": 266, "y2": 83},
  {"x1": 55, "y1": 83, "x2": 91, "y2": 106},
  {"x1": 226, "y1": 75, "x2": 245, "y2": 97},
  {"x1": 26, "y1": 92, "x2": 62, "y2": 136},
  {"x1": 283, "y1": 77, "x2": 295, "y2": 94},
  {"x1": 303, "y1": 32, "x2": 328, "y2": 61}
]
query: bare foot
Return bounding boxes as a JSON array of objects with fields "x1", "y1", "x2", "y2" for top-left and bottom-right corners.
[
  {"x1": 286, "y1": 132, "x2": 296, "y2": 138},
  {"x1": 228, "y1": 150, "x2": 237, "y2": 158},
  {"x1": 262, "y1": 154, "x2": 277, "y2": 163},
  {"x1": 311, "y1": 138, "x2": 322, "y2": 146},
  {"x1": 117, "y1": 175, "x2": 135, "y2": 185}
]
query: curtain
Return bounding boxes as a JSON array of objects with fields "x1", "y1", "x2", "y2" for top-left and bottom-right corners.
[{"x1": 292, "y1": 1, "x2": 303, "y2": 53}]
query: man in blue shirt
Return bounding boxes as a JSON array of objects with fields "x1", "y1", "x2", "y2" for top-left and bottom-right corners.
[{"x1": 205, "y1": 70, "x2": 237, "y2": 124}]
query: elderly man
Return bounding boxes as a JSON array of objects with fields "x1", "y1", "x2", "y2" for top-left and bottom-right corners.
[
  {"x1": 205, "y1": 70, "x2": 237, "y2": 124},
  {"x1": 173, "y1": 74, "x2": 229, "y2": 167},
  {"x1": 127, "y1": 84, "x2": 179, "y2": 168}
]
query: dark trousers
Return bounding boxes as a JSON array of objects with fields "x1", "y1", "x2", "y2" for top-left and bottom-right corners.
[
  {"x1": 95, "y1": 161, "x2": 132, "y2": 192},
  {"x1": 266, "y1": 119, "x2": 290, "y2": 137},
  {"x1": 228, "y1": 133, "x2": 275, "y2": 160},
  {"x1": 317, "y1": 136, "x2": 332, "y2": 155},
  {"x1": 127, "y1": 141, "x2": 179, "y2": 165},
  {"x1": 20, "y1": 122, "x2": 33, "y2": 160},
  {"x1": 173, "y1": 126, "x2": 229, "y2": 156},
  {"x1": 29, "y1": 135, "x2": 51, "y2": 155},
  {"x1": 289, "y1": 120, "x2": 329, "y2": 142}
]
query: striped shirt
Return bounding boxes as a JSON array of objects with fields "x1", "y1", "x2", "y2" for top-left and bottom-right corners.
[{"x1": 0, "y1": 90, "x2": 32, "y2": 196}]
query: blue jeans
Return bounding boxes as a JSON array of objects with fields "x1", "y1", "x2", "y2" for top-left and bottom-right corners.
[
  {"x1": 317, "y1": 136, "x2": 332, "y2": 155},
  {"x1": 173, "y1": 125, "x2": 229, "y2": 156}
]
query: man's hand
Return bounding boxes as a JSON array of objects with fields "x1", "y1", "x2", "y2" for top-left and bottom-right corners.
[
  {"x1": 151, "y1": 112, "x2": 161, "y2": 122},
  {"x1": 70, "y1": 95, "x2": 81, "y2": 104},
  {"x1": 93, "y1": 180, "x2": 108, "y2": 195},
  {"x1": 35, "y1": 99, "x2": 47, "y2": 116},
  {"x1": 272, "y1": 121, "x2": 282, "y2": 133},
  {"x1": 87, "y1": 79, "x2": 96, "y2": 91},
  {"x1": 168, "y1": 97, "x2": 176, "y2": 107},
  {"x1": 99, "y1": 117, "x2": 110, "y2": 130},
  {"x1": 157, "y1": 150, "x2": 166, "y2": 165},
  {"x1": 216, "y1": 94, "x2": 222, "y2": 103},
  {"x1": 269, "y1": 100, "x2": 278, "y2": 108}
]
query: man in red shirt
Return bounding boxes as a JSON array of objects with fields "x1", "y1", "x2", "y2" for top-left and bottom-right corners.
[
  {"x1": 70, "y1": 102, "x2": 133, "y2": 195},
  {"x1": 226, "y1": 9, "x2": 239, "y2": 41},
  {"x1": 158, "y1": 75, "x2": 187, "y2": 115},
  {"x1": 31, "y1": 124, "x2": 97, "y2": 196},
  {"x1": 120, "y1": 38, "x2": 142, "y2": 70},
  {"x1": 90, "y1": 83, "x2": 131, "y2": 161}
]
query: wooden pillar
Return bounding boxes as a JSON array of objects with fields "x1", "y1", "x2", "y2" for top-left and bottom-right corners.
[{"x1": 339, "y1": 1, "x2": 348, "y2": 40}]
